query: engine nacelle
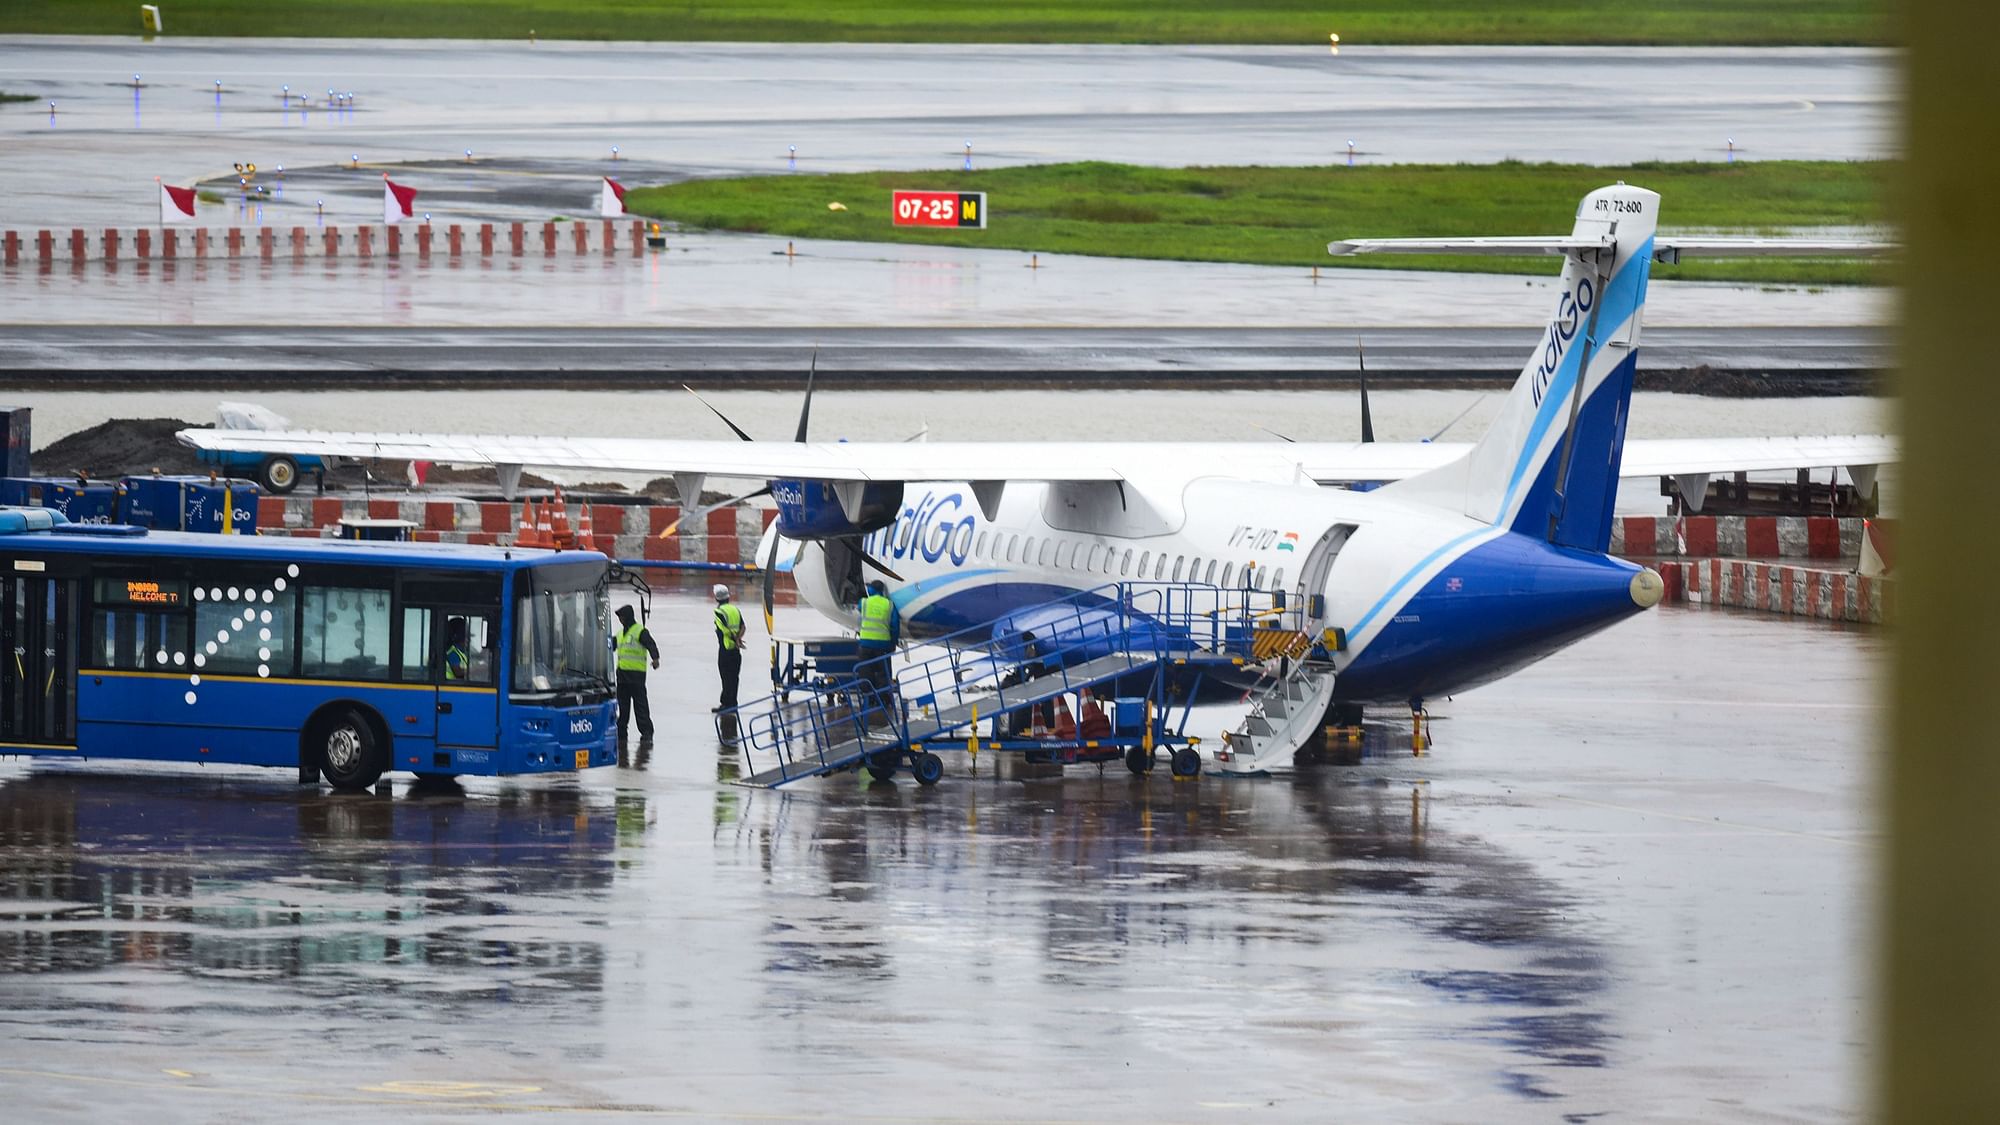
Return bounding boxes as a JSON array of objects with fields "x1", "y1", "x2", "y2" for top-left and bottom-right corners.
[{"x1": 771, "y1": 479, "x2": 903, "y2": 539}]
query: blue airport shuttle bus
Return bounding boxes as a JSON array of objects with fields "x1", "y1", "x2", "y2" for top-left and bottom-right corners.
[{"x1": 0, "y1": 509, "x2": 619, "y2": 789}]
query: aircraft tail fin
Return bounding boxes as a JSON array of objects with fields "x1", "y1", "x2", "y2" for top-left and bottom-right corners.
[{"x1": 1339, "y1": 184, "x2": 1660, "y2": 551}]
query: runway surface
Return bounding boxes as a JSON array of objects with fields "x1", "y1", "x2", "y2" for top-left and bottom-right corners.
[
  {"x1": 2, "y1": 39, "x2": 1894, "y2": 228},
  {"x1": 0, "y1": 230, "x2": 1892, "y2": 331},
  {"x1": 0, "y1": 324, "x2": 1889, "y2": 384},
  {"x1": 0, "y1": 595, "x2": 1880, "y2": 1121}
]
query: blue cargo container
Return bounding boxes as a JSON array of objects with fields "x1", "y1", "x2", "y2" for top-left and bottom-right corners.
[
  {"x1": 0, "y1": 478, "x2": 125, "y2": 525},
  {"x1": 119, "y1": 475, "x2": 261, "y2": 534}
]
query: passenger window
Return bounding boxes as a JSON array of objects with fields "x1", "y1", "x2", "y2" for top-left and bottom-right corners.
[
  {"x1": 1204, "y1": 560, "x2": 1218, "y2": 584},
  {"x1": 445, "y1": 612, "x2": 494, "y2": 684},
  {"x1": 1137, "y1": 551, "x2": 1150, "y2": 577},
  {"x1": 401, "y1": 607, "x2": 433, "y2": 681},
  {"x1": 1005, "y1": 535, "x2": 1020, "y2": 563},
  {"x1": 954, "y1": 523, "x2": 973, "y2": 561},
  {"x1": 1055, "y1": 540, "x2": 1072, "y2": 569},
  {"x1": 1172, "y1": 556, "x2": 1184, "y2": 581},
  {"x1": 1087, "y1": 544, "x2": 1102, "y2": 570},
  {"x1": 195, "y1": 581, "x2": 296, "y2": 677},
  {"x1": 1221, "y1": 563, "x2": 1233, "y2": 588},
  {"x1": 1037, "y1": 539, "x2": 1053, "y2": 567},
  {"x1": 1188, "y1": 557, "x2": 1201, "y2": 583},
  {"x1": 975, "y1": 530, "x2": 988, "y2": 558},
  {"x1": 1272, "y1": 568, "x2": 1285, "y2": 589},
  {"x1": 90, "y1": 609, "x2": 178, "y2": 671},
  {"x1": 1022, "y1": 537, "x2": 1036, "y2": 566},
  {"x1": 1120, "y1": 549, "x2": 1133, "y2": 577},
  {"x1": 895, "y1": 518, "x2": 915, "y2": 554},
  {"x1": 301, "y1": 586, "x2": 391, "y2": 680},
  {"x1": 1154, "y1": 554, "x2": 1167, "y2": 580}
]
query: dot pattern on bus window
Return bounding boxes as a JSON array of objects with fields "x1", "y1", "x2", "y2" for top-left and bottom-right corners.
[{"x1": 183, "y1": 568, "x2": 297, "y2": 705}]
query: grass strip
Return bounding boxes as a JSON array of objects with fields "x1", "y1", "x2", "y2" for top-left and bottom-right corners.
[
  {"x1": 0, "y1": 0, "x2": 1885, "y2": 46},
  {"x1": 625, "y1": 160, "x2": 1889, "y2": 285}
]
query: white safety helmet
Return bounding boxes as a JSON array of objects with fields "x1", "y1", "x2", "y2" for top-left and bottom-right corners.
[{"x1": 712, "y1": 583, "x2": 730, "y2": 601}]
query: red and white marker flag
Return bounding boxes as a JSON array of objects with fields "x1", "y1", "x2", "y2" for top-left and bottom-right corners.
[
  {"x1": 599, "y1": 176, "x2": 627, "y2": 217},
  {"x1": 158, "y1": 179, "x2": 197, "y2": 224},
  {"x1": 383, "y1": 175, "x2": 418, "y2": 224}
]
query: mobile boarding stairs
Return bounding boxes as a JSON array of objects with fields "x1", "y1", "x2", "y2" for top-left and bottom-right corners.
[{"x1": 716, "y1": 581, "x2": 1339, "y2": 788}]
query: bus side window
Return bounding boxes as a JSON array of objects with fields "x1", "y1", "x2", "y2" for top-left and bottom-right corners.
[
  {"x1": 194, "y1": 580, "x2": 296, "y2": 677},
  {"x1": 400, "y1": 607, "x2": 433, "y2": 681},
  {"x1": 302, "y1": 586, "x2": 390, "y2": 680}
]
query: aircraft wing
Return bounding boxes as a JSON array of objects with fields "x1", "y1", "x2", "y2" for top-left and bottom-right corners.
[
  {"x1": 176, "y1": 428, "x2": 1895, "y2": 487},
  {"x1": 1617, "y1": 434, "x2": 1897, "y2": 477}
]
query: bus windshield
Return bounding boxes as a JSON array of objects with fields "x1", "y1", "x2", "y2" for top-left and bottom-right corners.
[{"x1": 513, "y1": 562, "x2": 612, "y2": 695}]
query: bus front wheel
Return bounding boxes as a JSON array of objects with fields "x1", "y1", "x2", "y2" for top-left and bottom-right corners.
[
  {"x1": 259, "y1": 455, "x2": 300, "y2": 494},
  {"x1": 317, "y1": 708, "x2": 386, "y2": 790}
]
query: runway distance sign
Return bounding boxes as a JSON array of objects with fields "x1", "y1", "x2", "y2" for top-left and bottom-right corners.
[{"x1": 892, "y1": 190, "x2": 986, "y2": 229}]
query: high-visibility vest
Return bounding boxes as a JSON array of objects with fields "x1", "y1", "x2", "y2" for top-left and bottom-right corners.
[
  {"x1": 445, "y1": 644, "x2": 467, "y2": 680},
  {"x1": 617, "y1": 622, "x2": 648, "y2": 671},
  {"x1": 714, "y1": 602, "x2": 744, "y2": 651},
  {"x1": 857, "y1": 594, "x2": 894, "y2": 644}
]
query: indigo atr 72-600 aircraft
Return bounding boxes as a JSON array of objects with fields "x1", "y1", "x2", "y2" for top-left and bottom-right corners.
[{"x1": 181, "y1": 184, "x2": 1893, "y2": 771}]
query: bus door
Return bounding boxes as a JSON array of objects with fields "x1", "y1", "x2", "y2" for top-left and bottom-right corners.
[
  {"x1": 403, "y1": 604, "x2": 498, "y2": 750},
  {"x1": 1, "y1": 574, "x2": 78, "y2": 745}
]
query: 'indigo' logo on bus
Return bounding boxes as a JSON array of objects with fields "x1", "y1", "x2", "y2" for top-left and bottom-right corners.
[{"x1": 570, "y1": 717, "x2": 593, "y2": 734}]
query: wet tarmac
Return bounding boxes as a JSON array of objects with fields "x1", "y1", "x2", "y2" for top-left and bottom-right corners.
[
  {"x1": 0, "y1": 594, "x2": 1880, "y2": 1121},
  {"x1": 0, "y1": 324, "x2": 1890, "y2": 382},
  {"x1": 0, "y1": 235, "x2": 1893, "y2": 333},
  {"x1": 2, "y1": 39, "x2": 1892, "y2": 229}
]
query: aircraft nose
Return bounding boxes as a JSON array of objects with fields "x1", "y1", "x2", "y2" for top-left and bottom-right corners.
[{"x1": 1630, "y1": 567, "x2": 1664, "y2": 608}]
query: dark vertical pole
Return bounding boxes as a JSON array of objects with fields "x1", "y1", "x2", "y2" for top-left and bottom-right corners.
[{"x1": 1887, "y1": 0, "x2": 2000, "y2": 1118}]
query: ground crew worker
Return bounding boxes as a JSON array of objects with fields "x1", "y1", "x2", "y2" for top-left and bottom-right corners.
[
  {"x1": 614, "y1": 604, "x2": 659, "y2": 746},
  {"x1": 444, "y1": 617, "x2": 469, "y2": 681},
  {"x1": 713, "y1": 583, "x2": 746, "y2": 712},
  {"x1": 856, "y1": 579, "x2": 898, "y2": 695}
]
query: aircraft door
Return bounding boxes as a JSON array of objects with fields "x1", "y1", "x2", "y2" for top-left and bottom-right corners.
[
  {"x1": 819, "y1": 538, "x2": 867, "y2": 609},
  {"x1": 1, "y1": 574, "x2": 78, "y2": 745},
  {"x1": 1293, "y1": 524, "x2": 1355, "y2": 627},
  {"x1": 402, "y1": 605, "x2": 498, "y2": 751}
]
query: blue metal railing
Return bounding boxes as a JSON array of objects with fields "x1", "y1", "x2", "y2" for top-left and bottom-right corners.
[{"x1": 718, "y1": 581, "x2": 1300, "y2": 785}]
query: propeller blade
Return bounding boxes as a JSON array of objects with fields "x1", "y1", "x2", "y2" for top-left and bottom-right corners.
[
  {"x1": 1255, "y1": 424, "x2": 1297, "y2": 443},
  {"x1": 793, "y1": 349, "x2": 817, "y2": 444},
  {"x1": 1358, "y1": 339, "x2": 1375, "y2": 444},
  {"x1": 656, "y1": 485, "x2": 772, "y2": 538},
  {"x1": 1427, "y1": 393, "x2": 1488, "y2": 442},
  {"x1": 681, "y1": 385, "x2": 755, "y2": 442}
]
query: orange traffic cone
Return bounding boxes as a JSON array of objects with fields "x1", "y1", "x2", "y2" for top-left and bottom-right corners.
[
  {"x1": 1078, "y1": 687, "x2": 1111, "y2": 740},
  {"x1": 1052, "y1": 694, "x2": 1077, "y2": 740},
  {"x1": 576, "y1": 502, "x2": 597, "y2": 553},
  {"x1": 536, "y1": 498, "x2": 555, "y2": 548},
  {"x1": 517, "y1": 498, "x2": 541, "y2": 547},
  {"x1": 550, "y1": 488, "x2": 573, "y2": 548}
]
